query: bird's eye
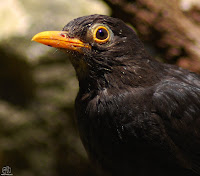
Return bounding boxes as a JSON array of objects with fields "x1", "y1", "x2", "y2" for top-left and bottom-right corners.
[
  {"x1": 96, "y1": 28, "x2": 108, "y2": 40},
  {"x1": 93, "y1": 26, "x2": 110, "y2": 43}
]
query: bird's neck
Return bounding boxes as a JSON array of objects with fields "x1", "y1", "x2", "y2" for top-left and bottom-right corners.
[{"x1": 78, "y1": 58, "x2": 164, "y2": 95}]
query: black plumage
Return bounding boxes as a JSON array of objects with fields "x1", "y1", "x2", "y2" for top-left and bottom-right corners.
[{"x1": 32, "y1": 14, "x2": 200, "y2": 176}]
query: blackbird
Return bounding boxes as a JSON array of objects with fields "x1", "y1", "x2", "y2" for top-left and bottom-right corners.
[{"x1": 32, "y1": 14, "x2": 200, "y2": 176}]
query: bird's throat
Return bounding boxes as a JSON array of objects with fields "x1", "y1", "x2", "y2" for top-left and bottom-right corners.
[{"x1": 69, "y1": 55, "x2": 90, "y2": 80}]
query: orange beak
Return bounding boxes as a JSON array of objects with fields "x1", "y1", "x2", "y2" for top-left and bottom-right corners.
[{"x1": 32, "y1": 31, "x2": 91, "y2": 52}]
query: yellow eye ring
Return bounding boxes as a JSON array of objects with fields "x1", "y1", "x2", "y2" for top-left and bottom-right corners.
[{"x1": 93, "y1": 26, "x2": 110, "y2": 44}]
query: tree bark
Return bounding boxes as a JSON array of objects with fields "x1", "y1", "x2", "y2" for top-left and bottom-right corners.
[{"x1": 103, "y1": 0, "x2": 200, "y2": 73}]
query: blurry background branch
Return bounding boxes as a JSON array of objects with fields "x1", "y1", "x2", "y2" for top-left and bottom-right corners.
[
  {"x1": 104, "y1": 0, "x2": 200, "y2": 73},
  {"x1": 0, "y1": 0, "x2": 199, "y2": 176}
]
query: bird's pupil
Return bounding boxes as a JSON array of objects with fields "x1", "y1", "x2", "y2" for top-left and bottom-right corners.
[{"x1": 96, "y1": 28, "x2": 108, "y2": 40}]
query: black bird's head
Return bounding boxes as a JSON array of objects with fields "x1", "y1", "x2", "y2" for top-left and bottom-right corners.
[{"x1": 32, "y1": 14, "x2": 153, "y2": 90}]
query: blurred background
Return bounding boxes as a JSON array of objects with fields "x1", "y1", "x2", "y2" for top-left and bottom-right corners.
[{"x1": 0, "y1": 0, "x2": 199, "y2": 176}]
